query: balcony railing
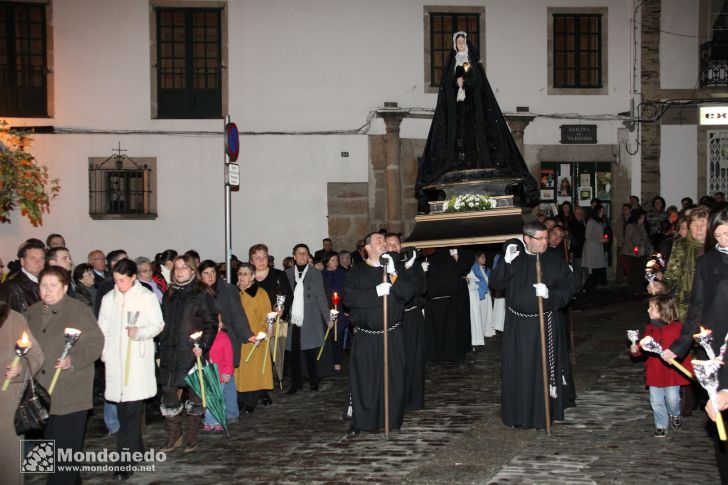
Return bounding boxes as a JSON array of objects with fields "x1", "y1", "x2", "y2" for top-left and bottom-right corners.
[{"x1": 700, "y1": 41, "x2": 728, "y2": 87}]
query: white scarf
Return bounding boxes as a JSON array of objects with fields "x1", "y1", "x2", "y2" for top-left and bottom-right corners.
[
  {"x1": 717, "y1": 243, "x2": 728, "y2": 255},
  {"x1": 290, "y1": 265, "x2": 309, "y2": 327}
]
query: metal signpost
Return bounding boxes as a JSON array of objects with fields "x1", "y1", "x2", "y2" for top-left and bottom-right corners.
[{"x1": 224, "y1": 116, "x2": 240, "y2": 283}]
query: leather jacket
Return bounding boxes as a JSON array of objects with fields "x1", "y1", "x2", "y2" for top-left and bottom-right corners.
[{"x1": 0, "y1": 270, "x2": 40, "y2": 313}]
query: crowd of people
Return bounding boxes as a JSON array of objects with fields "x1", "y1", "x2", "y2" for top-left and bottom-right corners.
[{"x1": 2, "y1": 191, "x2": 728, "y2": 483}]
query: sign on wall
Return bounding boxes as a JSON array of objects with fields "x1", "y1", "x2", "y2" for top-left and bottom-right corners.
[
  {"x1": 560, "y1": 125, "x2": 597, "y2": 144},
  {"x1": 700, "y1": 106, "x2": 728, "y2": 126}
]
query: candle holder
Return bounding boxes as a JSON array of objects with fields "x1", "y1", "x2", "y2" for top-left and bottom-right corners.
[{"x1": 124, "y1": 311, "x2": 140, "y2": 387}]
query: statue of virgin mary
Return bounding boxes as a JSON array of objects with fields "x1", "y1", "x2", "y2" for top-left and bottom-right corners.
[{"x1": 415, "y1": 31, "x2": 538, "y2": 213}]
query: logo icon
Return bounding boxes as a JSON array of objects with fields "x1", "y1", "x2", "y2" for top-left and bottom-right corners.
[{"x1": 20, "y1": 440, "x2": 54, "y2": 473}]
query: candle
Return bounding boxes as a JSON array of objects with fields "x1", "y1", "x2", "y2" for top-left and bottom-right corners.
[
  {"x1": 246, "y1": 332, "x2": 267, "y2": 363},
  {"x1": 640, "y1": 336, "x2": 693, "y2": 379},
  {"x1": 189, "y1": 331, "x2": 206, "y2": 408},
  {"x1": 694, "y1": 325, "x2": 716, "y2": 360},
  {"x1": 272, "y1": 295, "x2": 285, "y2": 365},
  {"x1": 332, "y1": 292, "x2": 340, "y2": 341},
  {"x1": 124, "y1": 311, "x2": 140, "y2": 388},
  {"x1": 48, "y1": 328, "x2": 82, "y2": 395},
  {"x1": 318, "y1": 310, "x2": 339, "y2": 361},
  {"x1": 261, "y1": 313, "x2": 277, "y2": 375},
  {"x1": 2, "y1": 332, "x2": 32, "y2": 391},
  {"x1": 633, "y1": 245, "x2": 639, "y2": 255}
]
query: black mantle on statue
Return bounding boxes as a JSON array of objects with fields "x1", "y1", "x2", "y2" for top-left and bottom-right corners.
[{"x1": 415, "y1": 38, "x2": 538, "y2": 213}]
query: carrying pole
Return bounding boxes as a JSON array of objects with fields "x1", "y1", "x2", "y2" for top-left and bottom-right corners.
[{"x1": 536, "y1": 253, "x2": 551, "y2": 436}]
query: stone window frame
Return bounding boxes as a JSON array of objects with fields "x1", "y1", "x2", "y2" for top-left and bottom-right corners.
[
  {"x1": 88, "y1": 156, "x2": 158, "y2": 220},
  {"x1": 547, "y1": 7, "x2": 608, "y2": 96},
  {"x1": 149, "y1": 0, "x2": 228, "y2": 119},
  {"x1": 423, "y1": 5, "x2": 486, "y2": 94}
]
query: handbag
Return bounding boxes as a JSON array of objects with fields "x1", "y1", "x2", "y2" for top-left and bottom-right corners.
[{"x1": 14, "y1": 357, "x2": 51, "y2": 435}]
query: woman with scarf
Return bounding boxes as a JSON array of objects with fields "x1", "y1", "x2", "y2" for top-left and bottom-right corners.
[
  {"x1": 234, "y1": 263, "x2": 273, "y2": 413},
  {"x1": 158, "y1": 255, "x2": 217, "y2": 454},
  {"x1": 648, "y1": 205, "x2": 711, "y2": 320}
]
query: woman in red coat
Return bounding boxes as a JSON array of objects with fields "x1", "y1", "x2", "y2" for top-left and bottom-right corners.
[{"x1": 630, "y1": 295, "x2": 692, "y2": 438}]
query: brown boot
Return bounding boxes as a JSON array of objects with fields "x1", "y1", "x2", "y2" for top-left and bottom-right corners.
[
  {"x1": 182, "y1": 414, "x2": 201, "y2": 453},
  {"x1": 160, "y1": 415, "x2": 183, "y2": 452}
]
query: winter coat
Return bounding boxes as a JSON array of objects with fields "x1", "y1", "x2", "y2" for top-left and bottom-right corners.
[
  {"x1": 0, "y1": 310, "x2": 44, "y2": 485},
  {"x1": 159, "y1": 279, "x2": 217, "y2": 388},
  {"x1": 209, "y1": 330, "x2": 233, "y2": 382},
  {"x1": 235, "y1": 284, "x2": 273, "y2": 392},
  {"x1": 582, "y1": 218, "x2": 607, "y2": 269},
  {"x1": 672, "y1": 249, "x2": 728, "y2": 389},
  {"x1": 622, "y1": 222, "x2": 651, "y2": 257},
  {"x1": 285, "y1": 266, "x2": 329, "y2": 351},
  {"x1": 26, "y1": 295, "x2": 104, "y2": 415},
  {"x1": 630, "y1": 320, "x2": 692, "y2": 387},
  {"x1": 98, "y1": 281, "x2": 164, "y2": 402},
  {"x1": 661, "y1": 235, "x2": 705, "y2": 320},
  {"x1": 0, "y1": 270, "x2": 40, "y2": 313}
]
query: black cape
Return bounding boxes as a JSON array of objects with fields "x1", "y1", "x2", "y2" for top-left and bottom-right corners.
[
  {"x1": 489, "y1": 239, "x2": 576, "y2": 429},
  {"x1": 344, "y1": 261, "x2": 415, "y2": 431},
  {"x1": 424, "y1": 249, "x2": 474, "y2": 362}
]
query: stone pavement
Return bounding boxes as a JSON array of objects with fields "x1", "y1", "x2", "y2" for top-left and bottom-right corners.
[{"x1": 24, "y1": 288, "x2": 723, "y2": 484}]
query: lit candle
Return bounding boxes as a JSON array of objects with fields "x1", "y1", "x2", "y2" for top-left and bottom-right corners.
[
  {"x1": 2, "y1": 332, "x2": 32, "y2": 391},
  {"x1": 332, "y1": 292, "x2": 340, "y2": 341},
  {"x1": 633, "y1": 246, "x2": 639, "y2": 255}
]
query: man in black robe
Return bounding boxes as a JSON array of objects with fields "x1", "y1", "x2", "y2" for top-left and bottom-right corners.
[
  {"x1": 490, "y1": 221, "x2": 576, "y2": 430},
  {"x1": 385, "y1": 233, "x2": 427, "y2": 412},
  {"x1": 344, "y1": 232, "x2": 415, "y2": 434},
  {"x1": 424, "y1": 248, "x2": 474, "y2": 362}
]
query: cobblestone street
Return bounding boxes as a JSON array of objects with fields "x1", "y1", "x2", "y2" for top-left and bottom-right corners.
[{"x1": 26, "y1": 288, "x2": 722, "y2": 484}]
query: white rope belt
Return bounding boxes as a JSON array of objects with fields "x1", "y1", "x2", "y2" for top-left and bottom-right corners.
[{"x1": 353, "y1": 321, "x2": 402, "y2": 335}]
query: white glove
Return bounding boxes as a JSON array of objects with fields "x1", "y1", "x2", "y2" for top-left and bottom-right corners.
[
  {"x1": 421, "y1": 261, "x2": 430, "y2": 272},
  {"x1": 376, "y1": 282, "x2": 392, "y2": 297},
  {"x1": 504, "y1": 244, "x2": 520, "y2": 264},
  {"x1": 533, "y1": 283, "x2": 549, "y2": 299},
  {"x1": 381, "y1": 254, "x2": 397, "y2": 276},
  {"x1": 449, "y1": 248, "x2": 458, "y2": 256},
  {"x1": 404, "y1": 251, "x2": 417, "y2": 270},
  {"x1": 568, "y1": 265, "x2": 573, "y2": 273}
]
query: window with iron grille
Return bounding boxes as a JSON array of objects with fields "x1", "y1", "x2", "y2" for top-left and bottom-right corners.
[
  {"x1": 553, "y1": 14, "x2": 602, "y2": 89},
  {"x1": 429, "y1": 12, "x2": 481, "y2": 88},
  {"x1": 88, "y1": 156, "x2": 157, "y2": 220},
  {"x1": 0, "y1": 1, "x2": 47, "y2": 117},
  {"x1": 156, "y1": 8, "x2": 221, "y2": 118}
]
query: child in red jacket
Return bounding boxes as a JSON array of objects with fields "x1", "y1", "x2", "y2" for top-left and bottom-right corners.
[
  {"x1": 630, "y1": 295, "x2": 693, "y2": 438},
  {"x1": 204, "y1": 314, "x2": 236, "y2": 431}
]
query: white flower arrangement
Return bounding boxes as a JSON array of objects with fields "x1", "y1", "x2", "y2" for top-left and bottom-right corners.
[{"x1": 442, "y1": 193, "x2": 496, "y2": 213}]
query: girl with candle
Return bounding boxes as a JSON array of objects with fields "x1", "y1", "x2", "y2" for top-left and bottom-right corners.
[
  {"x1": 98, "y1": 258, "x2": 164, "y2": 480},
  {"x1": 0, "y1": 302, "x2": 43, "y2": 485},
  {"x1": 26, "y1": 266, "x2": 104, "y2": 485},
  {"x1": 234, "y1": 263, "x2": 273, "y2": 413},
  {"x1": 629, "y1": 295, "x2": 692, "y2": 438},
  {"x1": 158, "y1": 255, "x2": 217, "y2": 454}
]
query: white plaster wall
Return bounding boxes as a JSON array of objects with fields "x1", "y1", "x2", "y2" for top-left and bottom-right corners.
[
  {"x1": 1, "y1": 0, "x2": 636, "y2": 267},
  {"x1": 660, "y1": 0, "x2": 699, "y2": 90},
  {"x1": 660, "y1": 125, "x2": 698, "y2": 207}
]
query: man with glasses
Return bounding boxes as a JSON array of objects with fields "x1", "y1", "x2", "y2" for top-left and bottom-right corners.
[
  {"x1": 88, "y1": 249, "x2": 107, "y2": 286},
  {"x1": 490, "y1": 220, "x2": 576, "y2": 431}
]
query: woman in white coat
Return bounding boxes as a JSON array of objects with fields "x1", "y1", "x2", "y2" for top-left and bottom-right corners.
[{"x1": 98, "y1": 259, "x2": 164, "y2": 480}]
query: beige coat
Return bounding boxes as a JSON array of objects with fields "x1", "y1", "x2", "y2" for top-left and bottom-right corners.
[
  {"x1": 0, "y1": 310, "x2": 44, "y2": 485},
  {"x1": 26, "y1": 295, "x2": 103, "y2": 416},
  {"x1": 99, "y1": 282, "x2": 164, "y2": 402}
]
